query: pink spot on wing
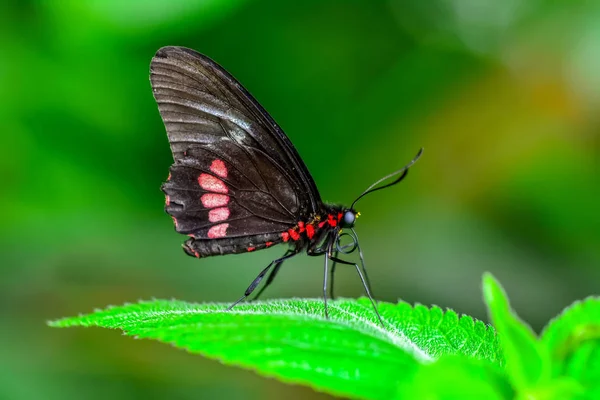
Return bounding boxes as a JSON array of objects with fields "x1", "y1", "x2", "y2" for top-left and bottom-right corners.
[
  {"x1": 201, "y1": 194, "x2": 229, "y2": 208},
  {"x1": 210, "y1": 159, "x2": 228, "y2": 178},
  {"x1": 266, "y1": 241, "x2": 274, "y2": 247},
  {"x1": 209, "y1": 207, "x2": 230, "y2": 222},
  {"x1": 171, "y1": 216, "x2": 178, "y2": 228},
  {"x1": 165, "y1": 195, "x2": 170, "y2": 206},
  {"x1": 208, "y1": 223, "x2": 229, "y2": 238},
  {"x1": 247, "y1": 246, "x2": 255, "y2": 252},
  {"x1": 198, "y1": 173, "x2": 228, "y2": 193}
]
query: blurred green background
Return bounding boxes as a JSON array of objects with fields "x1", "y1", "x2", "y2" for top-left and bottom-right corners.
[{"x1": 2, "y1": 1, "x2": 599, "y2": 399}]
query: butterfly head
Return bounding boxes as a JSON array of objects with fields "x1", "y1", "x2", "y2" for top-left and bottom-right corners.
[{"x1": 340, "y1": 209, "x2": 358, "y2": 228}]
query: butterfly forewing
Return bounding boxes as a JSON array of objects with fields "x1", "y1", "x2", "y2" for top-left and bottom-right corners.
[{"x1": 151, "y1": 46, "x2": 322, "y2": 254}]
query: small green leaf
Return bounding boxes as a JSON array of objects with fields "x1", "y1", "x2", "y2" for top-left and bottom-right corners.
[
  {"x1": 541, "y1": 297, "x2": 600, "y2": 396},
  {"x1": 395, "y1": 355, "x2": 514, "y2": 399},
  {"x1": 483, "y1": 273, "x2": 552, "y2": 391},
  {"x1": 50, "y1": 298, "x2": 500, "y2": 400}
]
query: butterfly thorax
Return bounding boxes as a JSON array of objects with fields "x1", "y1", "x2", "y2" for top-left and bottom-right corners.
[{"x1": 281, "y1": 204, "x2": 345, "y2": 242}]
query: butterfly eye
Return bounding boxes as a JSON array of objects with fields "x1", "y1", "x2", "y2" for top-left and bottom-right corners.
[{"x1": 341, "y1": 210, "x2": 356, "y2": 228}]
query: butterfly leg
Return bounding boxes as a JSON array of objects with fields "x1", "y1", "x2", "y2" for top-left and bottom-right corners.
[
  {"x1": 352, "y1": 229, "x2": 375, "y2": 299},
  {"x1": 251, "y1": 249, "x2": 297, "y2": 301},
  {"x1": 306, "y1": 240, "x2": 338, "y2": 300},
  {"x1": 306, "y1": 233, "x2": 334, "y2": 319},
  {"x1": 329, "y1": 249, "x2": 339, "y2": 300},
  {"x1": 327, "y1": 254, "x2": 385, "y2": 327},
  {"x1": 322, "y1": 252, "x2": 330, "y2": 319},
  {"x1": 227, "y1": 249, "x2": 300, "y2": 311}
]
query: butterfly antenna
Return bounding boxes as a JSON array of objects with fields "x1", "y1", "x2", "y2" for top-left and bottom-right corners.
[{"x1": 351, "y1": 148, "x2": 423, "y2": 209}]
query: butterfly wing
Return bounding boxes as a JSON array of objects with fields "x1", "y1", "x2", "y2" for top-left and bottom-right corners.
[{"x1": 150, "y1": 46, "x2": 321, "y2": 255}]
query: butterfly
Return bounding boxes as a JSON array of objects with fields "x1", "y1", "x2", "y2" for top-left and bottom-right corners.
[{"x1": 150, "y1": 46, "x2": 422, "y2": 324}]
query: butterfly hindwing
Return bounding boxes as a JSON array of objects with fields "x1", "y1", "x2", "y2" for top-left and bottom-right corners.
[{"x1": 163, "y1": 142, "x2": 298, "y2": 238}]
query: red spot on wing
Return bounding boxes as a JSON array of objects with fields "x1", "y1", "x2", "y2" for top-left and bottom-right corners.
[
  {"x1": 327, "y1": 214, "x2": 337, "y2": 227},
  {"x1": 210, "y1": 159, "x2": 228, "y2": 178},
  {"x1": 247, "y1": 246, "x2": 256, "y2": 252},
  {"x1": 193, "y1": 250, "x2": 200, "y2": 258},
  {"x1": 306, "y1": 224, "x2": 315, "y2": 239},
  {"x1": 338, "y1": 212, "x2": 343, "y2": 221},
  {"x1": 208, "y1": 207, "x2": 230, "y2": 222},
  {"x1": 198, "y1": 173, "x2": 228, "y2": 193},
  {"x1": 288, "y1": 229, "x2": 300, "y2": 241},
  {"x1": 318, "y1": 221, "x2": 326, "y2": 228},
  {"x1": 201, "y1": 194, "x2": 229, "y2": 208},
  {"x1": 266, "y1": 241, "x2": 274, "y2": 247},
  {"x1": 297, "y1": 221, "x2": 305, "y2": 233},
  {"x1": 281, "y1": 232, "x2": 290, "y2": 242},
  {"x1": 208, "y1": 223, "x2": 229, "y2": 238}
]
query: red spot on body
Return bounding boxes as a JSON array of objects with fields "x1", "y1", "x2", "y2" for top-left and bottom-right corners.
[
  {"x1": 208, "y1": 223, "x2": 229, "y2": 238},
  {"x1": 198, "y1": 173, "x2": 228, "y2": 193},
  {"x1": 265, "y1": 241, "x2": 274, "y2": 247},
  {"x1": 288, "y1": 229, "x2": 300, "y2": 241},
  {"x1": 281, "y1": 232, "x2": 290, "y2": 242},
  {"x1": 247, "y1": 247, "x2": 256, "y2": 252},
  {"x1": 318, "y1": 221, "x2": 326, "y2": 228},
  {"x1": 209, "y1": 207, "x2": 230, "y2": 222},
  {"x1": 201, "y1": 194, "x2": 229, "y2": 208},
  {"x1": 338, "y1": 212, "x2": 343, "y2": 221},
  {"x1": 210, "y1": 159, "x2": 228, "y2": 178},
  {"x1": 306, "y1": 224, "x2": 315, "y2": 239},
  {"x1": 297, "y1": 221, "x2": 305, "y2": 233},
  {"x1": 327, "y1": 214, "x2": 337, "y2": 227}
]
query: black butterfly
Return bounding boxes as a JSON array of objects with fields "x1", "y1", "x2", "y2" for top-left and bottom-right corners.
[{"x1": 150, "y1": 46, "x2": 422, "y2": 324}]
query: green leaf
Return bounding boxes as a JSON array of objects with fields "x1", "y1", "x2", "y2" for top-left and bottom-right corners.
[
  {"x1": 483, "y1": 273, "x2": 552, "y2": 391},
  {"x1": 395, "y1": 355, "x2": 514, "y2": 399},
  {"x1": 379, "y1": 301, "x2": 503, "y2": 364},
  {"x1": 50, "y1": 298, "x2": 500, "y2": 400},
  {"x1": 541, "y1": 297, "x2": 600, "y2": 397}
]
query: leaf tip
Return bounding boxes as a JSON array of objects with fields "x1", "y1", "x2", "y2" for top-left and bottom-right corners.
[{"x1": 482, "y1": 272, "x2": 508, "y2": 312}]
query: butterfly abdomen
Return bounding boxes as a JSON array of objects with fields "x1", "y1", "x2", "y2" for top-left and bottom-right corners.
[{"x1": 183, "y1": 234, "x2": 282, "y2": 258}]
